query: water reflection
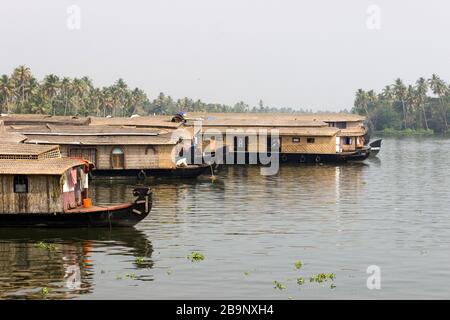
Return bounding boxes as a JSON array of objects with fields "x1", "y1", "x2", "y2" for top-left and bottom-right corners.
[{"x1": 0, "y1": 228, "x2": 152, "y2": 299}]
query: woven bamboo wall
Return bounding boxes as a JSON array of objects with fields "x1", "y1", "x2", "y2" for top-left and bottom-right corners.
[
  {"x1": 60, "y1": 145, "x2": 177, "y2": 170},
  {"x1": 281, "y1": 136, "x2": 336, "y2": 154},
  {"x1": 0, "y1": 175, "x2": 63, "y2": 214}
]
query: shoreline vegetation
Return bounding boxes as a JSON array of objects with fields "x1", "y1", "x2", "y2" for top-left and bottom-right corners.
[
  {"x1": 352, "y1": 75, "x2": 450, "y2": 135},
  {"x1": 0, "y1": 65, "x2": 337, "y2": 117},
  {"x1": 1, "y1": 66, "x2": 449, "y2": 137}
]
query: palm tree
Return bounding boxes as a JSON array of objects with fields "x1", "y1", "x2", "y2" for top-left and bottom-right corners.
[
  {"x1": 113, "y1": 79, "x2": 128, "y2": 117},
  {"x1": 415, "y1": 77, "x2": 429, "y2": 130},
  {"x1": 42, "y1": 74, "x2": 60, "y2": 115},
  {"x1": 406, "y1": 85, "x2": 419, "y2": 128},
  {"x1": 11, "y1": 65, "x2": 32, "y2": 110},
  {"x1": 71, "y1": 78, "x2": 89, "y2": 115},
  {"x1": 354, "y1": 89, "x2": 369, "y2": 115},
  {"x1": 429, "y1": 74, "x2": 449, "y2": 131},
  {"x1": 0, "y1": 75, "x2": 15, "y2": 114},
  {"x1": 59, "y1": 77, "x2": 72, "y2": 116},
  {"x1": 381, "y1": 85, "x2": 394, "y2": 104},
  {"x1": 392, "y1": 78, "x2": 408, "y2": 129}
]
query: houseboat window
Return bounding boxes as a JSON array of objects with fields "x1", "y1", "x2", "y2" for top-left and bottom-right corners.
[
  {"x1": 336, "y1": 122, "x2": 347, "y2": 129},
  {"x1": 344, "y1": 137, "x2": 353, "y2": 145},
  {"x1": 14, "y1": 175, "x2": 28, "y2": 193},
  {"x1": 292, "y1": 137, "x2": 300, "y2": 143},
  {"x1": 307, "y1": 137, "x2": 315, "y2": 143},
  {"x1": 69, "y1": 148, "x2": 97, "y2": 165},
  {"x1": 111, "y1": 146, "x2": 125, "y2": 168},
  {"x1": 233, "y1": 136, "x2": 249, "y2": 152},
  {"x1": 328, "y1": 122, "x2": 335, "y2": 127}
]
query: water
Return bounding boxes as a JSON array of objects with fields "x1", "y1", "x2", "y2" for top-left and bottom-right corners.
[{"x1": 1, "y1": 137, "x2": 450, "y2": 299}]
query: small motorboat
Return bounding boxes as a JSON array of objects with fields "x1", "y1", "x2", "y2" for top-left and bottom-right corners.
[{"x1": 369, "y1": 139, "x2": 382, "y2": 157}]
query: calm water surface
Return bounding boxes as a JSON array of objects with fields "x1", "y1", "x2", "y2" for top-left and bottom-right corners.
[{"x1": 1, "y1": 137, "x2": 450, "y2": 299}]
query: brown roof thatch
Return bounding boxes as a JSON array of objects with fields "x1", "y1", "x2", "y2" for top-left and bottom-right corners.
[
  {"x1": 0, "y1": 114, "x2": 90, "y2": 126},
  {"x1": 186, "y1": 112, "x2": 366, "y2": 122},
  {"x1": 24, "y1": 133, "x2": 178, "y2": 145},
  {"x1": 0, "y1": 121, "x2": 28, "y2": 144},
  {"x1": 203, "y1": 127, "x2": 339, "y2": 136},
  {"x1": 198, "y1": 119, "x2": 327, "y2": 127},
  {"x1": 0, "y1": 158, "x2": 86, "y2": 175},
  {"x1": 89, "y1": 116, "x2": 182, "y2": 128}
]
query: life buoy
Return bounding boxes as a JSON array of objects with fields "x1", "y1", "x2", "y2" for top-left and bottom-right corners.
[
  {"x1": 137, "y1": 170, "x2": 147, "y2": 180},
  {"x1": 300, "y1": 155, "x2": 306, "y2": 163},
  {"x1": 315, "y1": 155, "x2": 321, "y2": 163},
  {"x1": 281, "y1": 154, "x2": 288, "y2": 162}
]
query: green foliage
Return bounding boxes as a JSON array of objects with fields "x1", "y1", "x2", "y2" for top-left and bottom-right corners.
[
  {"x1": 273, "y1": 281, "x2": 286, "y2": 290},
  {"x1": 135, "y1": 257, "x2": 145, "y2": 265},
  {"x1": 35, "y1": 242, "x2": 58, "y2": 251},
  {"x1": 41, "y1": 287, "x2": 49, "y2": 297},
  {"x1": 0, "y1": 65, "x2": 344, "y2": 117},
  {"x1": 353, "y1": 75, "x2": 450, "y2": 133},
  {"x1": 294, "y1": 260, "x2": 303, "y2": 270},
  {"x1": 296, "y1": 277, "x2": 305, "y2": 285},
  {"x1": 187, "y1": 251, "x2": 205, "y2": 262},
  {"x1": 309, "y1": 273, "x2": 336, "y2": 283}
]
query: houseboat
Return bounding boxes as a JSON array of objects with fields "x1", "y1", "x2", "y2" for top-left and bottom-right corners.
[
  {"x1": 0, "y1": 143, "x2": 152, "y2": 227},
  {"x1": 2, "y1": 119, "x2": 212, "y2": 179},
  {"x1": 178, "y1": 113, "x2": 372, "y2": 164}
]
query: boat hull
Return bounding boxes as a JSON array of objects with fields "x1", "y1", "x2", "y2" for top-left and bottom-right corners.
[
  {"x1": 369, "y1": 139, "x2": 382, "y2": 157},
  {"x1": 214, "y1": 150, "x2": 370, "y2": 164},
  {"x1": 92, "y1": 165, "x2": 213, "y2": 179},
  {"x1": 0, "y1": 187, "x2": 152, "y2": 228}
]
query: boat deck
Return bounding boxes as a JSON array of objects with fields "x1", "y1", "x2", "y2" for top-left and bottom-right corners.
[{"x1": 64, "y1": 203, "x2": 132, "y2": 214}]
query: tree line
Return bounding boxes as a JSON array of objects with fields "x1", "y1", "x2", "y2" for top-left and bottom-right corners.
[
  {"x1": 353, "y1": 75, "x2": 450, "y2": 133},
  {"x1": 0, "y1": 65, "x2": 310, "y2": 117}
]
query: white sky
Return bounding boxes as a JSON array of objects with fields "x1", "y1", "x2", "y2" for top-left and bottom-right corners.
[{"x1": 1, "y1": 0, "x2": 449, "y2": 111}]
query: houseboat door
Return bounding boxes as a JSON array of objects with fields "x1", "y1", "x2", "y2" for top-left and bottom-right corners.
[
  {"x1": 112, "y1": 147, "x2": 125, "y2": 169},
  {"x1": 336, "y1": 137, "x2": 342, "y2": 153}
]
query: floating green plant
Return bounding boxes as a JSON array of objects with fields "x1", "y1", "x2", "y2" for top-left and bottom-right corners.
[
  {"x1": 294, "y1": 260, "x2": 303, "y2": 270},
  {"x1": 187, "y1": 252, "x2": 205, "y2": 262},
  {"x1": 125, "y1": 273, "x2": 136, "y2": 280},
  {"x1": 296, "y1": 277, "x2": 305, "y2": 285},
  {"x1": 135, "y1": 257, "x2": 145, "y2": 265},
  {"x1": 166, "y1": 269, "x2": 172, "y2": 276},
  {"x1": 330, "y1": 283, "x2": 336, "y2": 289},
  {"x1": 41, "y1": 287, "x2": 49, "y2": 298},
  {"x1": 309, "y1": 273, "x2": 336, "y2": 283},
  {"x1": 273, "y1": 281, "x2": 286, "y2": 290},
  {"x1": 35, "y1": 242, "x2": 58, "y2": 251},
  {"x1": 244, "y1": 271, "x2": 250, "y2": 276}
]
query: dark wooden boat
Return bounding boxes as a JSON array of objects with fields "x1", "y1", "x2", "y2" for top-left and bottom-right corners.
[
  {"x1": 0, "y1": 187, "x2": 152, "y2": 228},
  {"x1": 369, "y1": 139, "x2": 382, "y2": 157},
  {"x1": 0, "y1": 144, "x2": 152, "y2": 228}
]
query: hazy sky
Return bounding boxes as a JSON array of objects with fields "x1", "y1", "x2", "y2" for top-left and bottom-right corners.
[{"x1": 1, "y1": 0, "x2": 449, "y2": 111}]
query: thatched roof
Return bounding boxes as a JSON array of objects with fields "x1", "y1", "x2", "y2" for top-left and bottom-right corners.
[
  {"x1": 89, "y1": 116, "x2": 182, "y2": 128},
  {"x1": 24, "y1": 133, "x2": 178, "y2": 145},
  {"x1": 198, "y1": 118, "x2": 327, "y2": 127},
  {"x1": 186, "y1": 112, "x2": 366, "y2": 122},
  {"x1": 203, "y1": 126, "x2": 339, "y2": 136},
  {"x1": 0, "y1": 144, "x2": 61, "y2": 159},
  {"x1": 0, "y1": 114, "x2": 90, "y2": 126},
  {"x1": 0, "y1": 121, "x2": 27, "y2": 144},
  {"x1": 0, "y1": 158, "x2": 86, "y2": 175}
]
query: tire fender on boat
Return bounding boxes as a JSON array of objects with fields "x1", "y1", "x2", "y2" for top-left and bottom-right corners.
[
  {"x1": 137, "y1": 170, "x2": 147, "y2": 180},
  {"x1": 315, "y1": 155, "x2": 321, "y2": 163}
]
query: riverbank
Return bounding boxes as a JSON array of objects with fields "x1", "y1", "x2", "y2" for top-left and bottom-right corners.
[{"x1": 375, "y1": 128, "x2": 435, "y2": 137}]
